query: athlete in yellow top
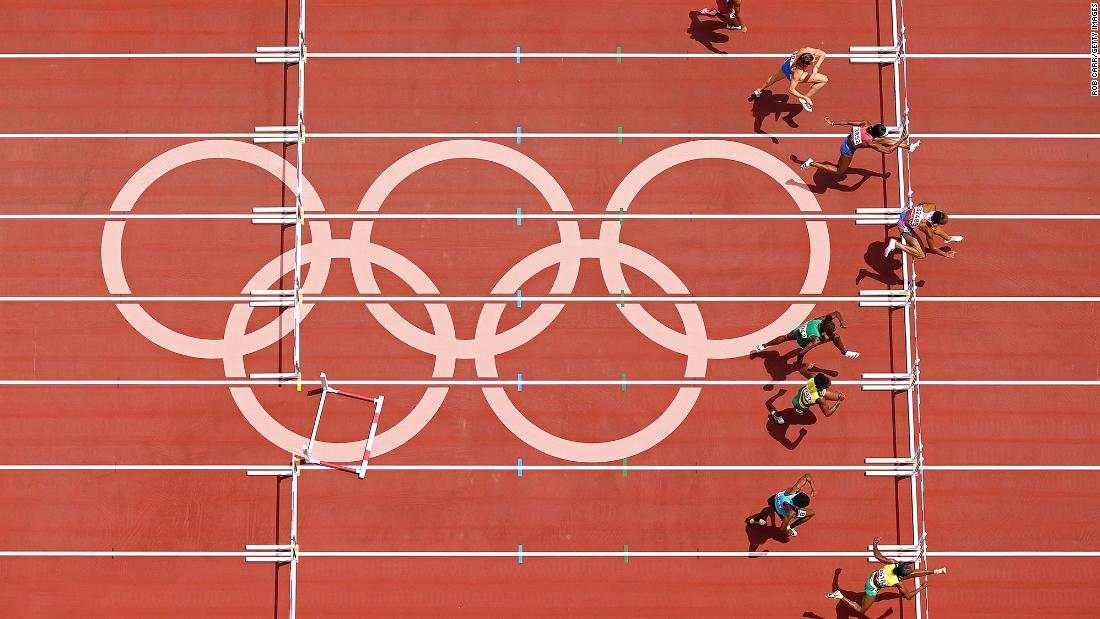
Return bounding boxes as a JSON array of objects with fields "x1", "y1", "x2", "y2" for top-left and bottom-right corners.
[
  {"x1": 827, "y1": 537, "x2": 948, "y2": 614},
  {"x1": 770, "y1": 362, "x2": 845, "y2": 425}
]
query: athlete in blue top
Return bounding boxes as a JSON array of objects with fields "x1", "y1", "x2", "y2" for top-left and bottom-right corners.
[
  {"x1": 746, "y1": 473, "x2": 817, "y2": 538},
  {"x1": 751, "y1": 47, "x2": 828, "y2": 112}
]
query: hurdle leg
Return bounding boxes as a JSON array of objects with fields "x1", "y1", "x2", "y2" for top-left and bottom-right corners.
[
  {"x1": 357, "y1": 395, "x2": 383, "y2": 478},
  {"x1": 305, "y1": 375, "x2": 329, "y2": 461}
]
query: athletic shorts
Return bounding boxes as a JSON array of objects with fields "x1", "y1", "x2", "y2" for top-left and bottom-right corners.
[
  {"x1": 840, "y1": 138, "x2": 857, "y2": 156},
  {"x1": 781, "y1": 59, "x2": 794, "y2": 81},
  {"x1": 864, "y1": 572, "x2": 882, "y2": 597}
]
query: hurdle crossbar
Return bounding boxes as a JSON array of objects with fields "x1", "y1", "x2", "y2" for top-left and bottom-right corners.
[{"x1": 304, "y1": 373, "x2": 384, "y2": 478}]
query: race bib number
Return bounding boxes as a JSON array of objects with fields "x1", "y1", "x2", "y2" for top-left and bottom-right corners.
[
  {"x1": 909, "y1": 204, "x2": 925, "y2": 226},
  {"x1": 849, "y1": 126, "x2": 863, "y2": 146},
  {"x1": 789, "y1": 50, "x2": 799, "y2": 65},
  {"x1": 798, "y1": 323, "x2": 809, "y2": 337}
]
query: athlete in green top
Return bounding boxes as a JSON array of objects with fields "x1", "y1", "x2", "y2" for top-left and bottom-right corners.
[{"x1": 754, "y1": 310, "x2": 859, "y2": 361}]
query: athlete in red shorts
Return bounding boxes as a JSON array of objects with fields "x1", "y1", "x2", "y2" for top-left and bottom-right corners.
[{"x1": 700, "y1": 0, "x2": 745, "y2": 31}]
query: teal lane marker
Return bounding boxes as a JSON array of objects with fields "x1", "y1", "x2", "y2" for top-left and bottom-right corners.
[
  {"x1": 617, "y1": 126, "x2": 623, "y2": 144},
  {"x1": 516, "y1": 126, "x2": 522, "y2": 144},
  {"x1": 620, "y1": 290, "x2": 625, "y2": 307},
  {"x1": 623, "y1": 458, "x2": 628, "y2": 477},
  {"x1": 624, "y1": 544, "x2": 629, "y2": 564},
  {"x1": 516, "y1": 46, "x2": 521, "y2": 64},
  {"x1": 517, "y1": 457, "x2": 523, "y2": 476},
  {"x1": 518, "y1": 544, "x2": 524, "y2": 563},
  {"x1": 516, "y1": 207, "x2": 522, "y2": 225},
  {"x1": 616, "y1": 47, "x2": 622, "y2": 64},
  {"x1": 621, "y1": 372, "x2": 627, "y2": 392},
  {"x1": 516, "y1": 290, "x2": 523, "y2": 307},
  {"x1": 517, "y1": 372, "x2": 523, "y2": 391}
]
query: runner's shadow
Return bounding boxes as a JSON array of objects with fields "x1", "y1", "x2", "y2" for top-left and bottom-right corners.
[
  {"x1": 803, "y1": 569, "x2": 896, "y2": 619},
  {"x1": 856, "y1": 240, "x2": 906, "y2": 287},
  {"x1": 749, "y1": 90, "x2": 804, "y2": 142},
  {"x1": 750, "y1": 349, "x2": 801, "y2": 383},
  {"x1": 764, "y1": 391, "x2": 816, "y2": 450},
  {"x1": 686, "y1": 11, "x2": 731, "y2": 54},
  {"x1": 745, "y1": 514, "x2": 792, "y2": 553},
  {"x1": 786, "y1": 156, "x2": 892, "y2": 194}
]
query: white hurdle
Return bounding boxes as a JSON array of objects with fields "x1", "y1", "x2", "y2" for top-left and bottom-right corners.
[
  {"x1": 304, "y1": 372, "x2": 384, "y2": 479},
  {"x1": 245, "y1": 455, "x2": 300, "y2": 618}
]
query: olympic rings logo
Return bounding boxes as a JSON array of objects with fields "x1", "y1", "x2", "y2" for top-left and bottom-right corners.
[{"x1": 101, "y1": 139, "x2": 830, "y2": 463}]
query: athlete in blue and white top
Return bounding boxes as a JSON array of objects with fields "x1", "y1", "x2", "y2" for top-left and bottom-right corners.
[
  {"x1": 750, "y1": 46, "x2": 828, "y2": 112},
  {"x1": 884, "y1": 201, "x2": 964, "y2": 259},
  {"x1": 746, "y1": 474, "x2": 817, "y2": 538}
]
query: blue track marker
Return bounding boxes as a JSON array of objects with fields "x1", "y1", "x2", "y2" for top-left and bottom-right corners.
[
  {"x1": 517, "y1": 372, "x2": 523, "y2": 391},
  {"x1": 516, "y1": 126, "x2": 522, "y2": 144},
  {"x1": 516, "y1": 207, "x2": 522, "y2": 225},
  {"x1": 518, "y1": 544, "x2": 524, "y2": 563},
  {"x1": 517, "y1": 290, "x2": 523, "y2": 307},
  {"x1": 516, "y1": 46, "x2": 521, "y2": 63},
  {"x1": 517, "y1": 457, "x2": 523, "y2": 476}
]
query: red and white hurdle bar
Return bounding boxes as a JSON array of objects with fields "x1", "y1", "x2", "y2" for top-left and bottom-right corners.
[{"x1": 304, "y1": 372, "x2": 384, "y2": 479}]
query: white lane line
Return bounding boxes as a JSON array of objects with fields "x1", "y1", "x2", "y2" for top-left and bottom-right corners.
[
  {"x1": 0, "y1": 380, "x2": 1095, "y2": 387},
  {"x1": 309, "y1": 132, "x2": 1100, "y2": 139},
  {"x1": 0, "y1": 550, "x2": 1095, "y2": 558},
  {"x1": 0, "y1": 296, "x2": 1097, "y2": 303},
  {"x1": 0, "y1": 213, "x2": 1097, "y2": 221},
  {"x1": 0, "y1": 52, "x2": 1087, "y2": 60},
  {"x1": 1, "y1": 132, "x2": 1097, "y2": 140},
  {"x1": 1, "y1": 464, "x2": 1098, "y2": 472}
]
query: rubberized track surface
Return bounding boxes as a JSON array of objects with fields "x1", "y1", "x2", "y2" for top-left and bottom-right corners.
[{"x1": 1, "y1": 1, "x2": 1098, "y2": 617}]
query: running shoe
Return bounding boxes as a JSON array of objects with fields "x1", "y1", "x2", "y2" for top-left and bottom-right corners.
[
  {"x1": 800, "y1": 99, "x2": 813, "y2": 112},
  {"x1": 826, "y1": 591, "x2": 844, "y2": 600},
  {"x1": 800, "y1": 158, "x2": 814, "y2": 169},
  {"x1": 884, "y1": 238, "x2": 897, "y2": 256},
  {"x1": 700, "y1": 8, "x2": 719, "y2": 15},
  {"x1": 770, "y1": 411, "x2": 785, "y2": 425}
]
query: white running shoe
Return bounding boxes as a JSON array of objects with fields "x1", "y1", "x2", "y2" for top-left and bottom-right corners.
[
  {"x1": 787, "y1": 527, "x2": 797, "y2": 537},
  {"x1": 908, "y1": 139, "x2": 921, "y2": 152},
  {"x1": 700, "y1": 7, "x2": 718, "y2": 15},
  {"x1": 770, "y1": 411, "x2": 785, "y2": 425},
  {"x1": 844, "y1": 351, "x2": 861, "y2": 359},
  {"x1": 800, "y1": 98, "x2": 813, "y2": 112},
  {"x1": 935, "y1": 567, "x2": 948, "y2": 575},
  {"x1": 753, "y1": 344, "x2": 766, "y2": 352},
  {"x1": 948, "y1": 235, "x2": 963, "y2": 242},
  {"x1": 726, "y1": 23, "x2": 742, "y2": 29},
  {"x1": 800, "y1": 158, "x2": 814, "y2": 170},
  {"x1": 884, "y1": 238, "x2": 897, "y2": 256},
  {"x1": 752, "y1": 89, "x2": 762, "y2": 98},
  {"x1": 826, "y1": 591, "x2": 844, "y2": 600}
]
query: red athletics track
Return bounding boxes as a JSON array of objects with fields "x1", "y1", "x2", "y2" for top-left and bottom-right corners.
[{"x1": 1, "y1": 1, "x2": 1098, "y2": 617}]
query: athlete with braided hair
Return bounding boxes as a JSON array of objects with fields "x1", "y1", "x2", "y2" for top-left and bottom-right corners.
[
  {"x1": 827, "y1": 537, "x2": 948, "y2": 613},
  {"x1": 800, "y1": 116, "x2": 920, "y2": 175}
]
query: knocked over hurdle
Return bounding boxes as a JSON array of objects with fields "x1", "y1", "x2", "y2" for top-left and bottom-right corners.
[{"x1": 304, "y1": 372, "x2": 384, "y2": 479}]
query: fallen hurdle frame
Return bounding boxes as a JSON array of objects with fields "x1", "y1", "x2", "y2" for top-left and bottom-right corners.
[{"x1": 304, "y1": 372, "x2": 384, "y2": 479}]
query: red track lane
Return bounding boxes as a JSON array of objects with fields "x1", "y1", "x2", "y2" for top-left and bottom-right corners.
[
  {"x1": 920, "y1": 387, "x2": 1100, "y2": 465},
  {"x1": 908, "y1": 140, "x2": 1099, "y2": 214},
  {"x1": 903, "y1": 0, "x2": 1090, "y2": 53},
  {"x1": 3, "y1": 0, "x2": 1098, "y2": 617},
  {"x1": 308, "y1": 0, "x2": 895, "y2": 55}
]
